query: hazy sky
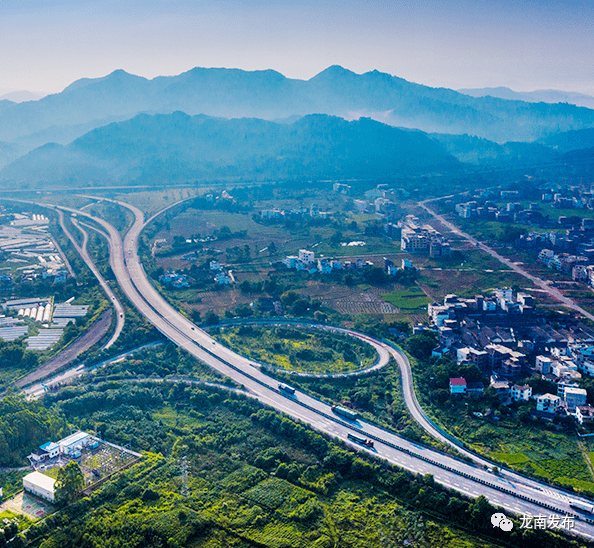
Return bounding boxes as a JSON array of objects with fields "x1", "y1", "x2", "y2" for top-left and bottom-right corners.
[{"x1": 2, "y1": 0, "x2": 594, "y2": 95}]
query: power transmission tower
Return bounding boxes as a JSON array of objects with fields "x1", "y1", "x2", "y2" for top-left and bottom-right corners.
[{"x1": 180, "y1": 456, "x2": 189, "y2": 497}]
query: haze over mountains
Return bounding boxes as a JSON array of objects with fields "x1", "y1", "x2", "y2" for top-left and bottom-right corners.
[
  {"x1": 0, "y1": 90, "x2": 45, "y2": 103},
  {"x1": 1, "y1": 65, "x2": 594, "y2": 188},
  {"x1": 458, "y1": 87, "x2": 594, "y2": 110},
  {"x1": 1, "y1": 66, "x2": 594, "y2": 146}
]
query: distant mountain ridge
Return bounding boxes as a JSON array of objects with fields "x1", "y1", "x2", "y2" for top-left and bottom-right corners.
[
  {"x1": 458, "y1": 87, "x2": 594, "y2": 110},
  {"x1": 430, "y1": 133, "x2": 558, "y2": 167},
  {"x1": 0, "y1": 90, "x2": 44, "y2": 103},
  {"x1": 0, "y1": 66, "x2": 593, "y2": 148},
  {"x1": 0, "y1": 113, "x2": 460, "y2": 187},
  {"x1": 539, "y1": 128, "x2": 594, "y2": 154}
]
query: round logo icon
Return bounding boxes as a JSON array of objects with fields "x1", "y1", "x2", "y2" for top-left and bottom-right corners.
[
  {"x1": 491, "y1": 513, "x2": 506, "y2": 528},
  {"x1": 499, "y1": 517, "x2": 513, "y2": 532}
]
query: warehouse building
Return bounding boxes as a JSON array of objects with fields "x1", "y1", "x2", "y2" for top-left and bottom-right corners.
[{"x1": 23, "y1": 471, "x2": 55, "y2": 502}]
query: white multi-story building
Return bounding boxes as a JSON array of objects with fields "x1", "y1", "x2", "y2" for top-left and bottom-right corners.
[
  {"x1": 510, "y1": 384, "x2": 532, "y2": 402},
  {"x1": 298, "y1": 249, "x2": 315, "y2": 265},
  {"x1": 578, "y1": 361, "x2": 594, "y2": 377},
  {"x1": 214, "y1": 271, "x2": 234, "y2": 285},
  {"x1": 282, "y1": 256, "x2": 299, "y2": 268},
  {"x1": 317, "y1": 259, "x2": 332, "y2": 274},
  {"x1": 538, "y1": 249, "x2": 555, "y2": 267},
  {"x1": 535, "y1": 355, "x2": 553, "y2": 375},
  {"x1": 565, "y1": 387, "x2": 588, "y2": 410},
  {"x1": 535, "y1": 393, "x2": 561, "y2": 413}
]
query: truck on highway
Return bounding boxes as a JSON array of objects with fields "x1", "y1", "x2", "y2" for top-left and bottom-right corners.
[
  {"x1": 278, "y1": 383, "x2": 296, "y2": 395},
  {"x1": 570, "y1": 499, "x2": 594, "y2": 513},
  {"x1": 347, "y1": 433, "x2": 374, "y2": 448},
  {"x1": 332, "y1": 405, "x2": 358, "y2": 420}
]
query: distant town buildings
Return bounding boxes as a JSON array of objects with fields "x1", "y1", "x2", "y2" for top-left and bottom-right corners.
[
  {"x1": 400, "y1": 215, "x2": 451, "y2": 258},
  {"x1": 332, "y1": 183, "x2": 351, "y2": 194},
  {"x1": 282, "y1": 249, "x2": 378, "y2": 275},
  {"x1": 427, "y1": 282, "x2": 594, "y2": 423}
]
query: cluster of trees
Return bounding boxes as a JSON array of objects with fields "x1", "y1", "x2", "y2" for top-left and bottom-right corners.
[
  {"x1": 272, "y1": 264, "x2": 418, "y2": 288},
  {"x1": 0, "y1": 339, "x2": 38, "y2": 373},
  {"x1": 225, "y1": 243, "x2": 252, "y2": 263},
  {"x1": 279, "y1": 291, "x2": 322, "y2": 317},
  {"x1": 80, "y1": 343, "x2": 220, "y2": 384},
  {"x1": 0, "y1": 396, "x2": 65, "y2": 466},
  {"x1": 54, "y1": 462, "x2": 85, "y2": 505},
  {"x1": 353, "y1": 317, "x2": 412, "y2": 339},
  {"x1": 0, "y1": 520, "x2": 19, "y2": 546}
]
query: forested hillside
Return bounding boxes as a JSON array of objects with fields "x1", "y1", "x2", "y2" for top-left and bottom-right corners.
[
  {"x1": 0, "y1": 396, "x2": 65, "y2": 466},
  {"x1": 0, "y1": 113, "x2": 460, "y2": 186}
]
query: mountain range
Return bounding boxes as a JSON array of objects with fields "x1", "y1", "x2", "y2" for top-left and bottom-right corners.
[
  {"x1": 1, "y1": 66, "x2": 594, "y2": 188},
  {"x1": 1, "y1": 66, "x2": 594, "y2": 151},
  {"x1": 0, "y1": 90, "x2": 45, "y2": 103}
]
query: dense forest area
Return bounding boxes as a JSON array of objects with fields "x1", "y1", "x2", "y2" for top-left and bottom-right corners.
[
  {"x1": 6, "y1": 380, "x2": 581, "y2": 548},
  {"x1": 0, "y1": 397, "x2": 65, "y2": 467}
]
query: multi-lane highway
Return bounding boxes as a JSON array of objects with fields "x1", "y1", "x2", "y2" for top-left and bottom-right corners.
[{"x1": 20, "y1": 195, "x2": 594, "y2": 540}]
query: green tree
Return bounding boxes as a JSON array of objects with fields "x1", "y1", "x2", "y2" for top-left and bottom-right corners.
[
  {"x1": 405, "y1": 332, "x2": 437, "y2": 361},
  {"x1": 204, "y1": 311, "x2": 220, "y2": 325},
  {"x1": 55, "y1": 462, "x2": 84, "y2": 504}
]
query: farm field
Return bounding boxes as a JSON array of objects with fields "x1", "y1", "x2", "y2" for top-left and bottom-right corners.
[{"x1": 382, "y1": 287, "x2": 431, "y2": 311}]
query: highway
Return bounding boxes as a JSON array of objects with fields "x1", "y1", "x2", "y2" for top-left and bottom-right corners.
[
  {"x1": 23, "y1": 195, "x2": 594, "y2": 540},
  {"x1": 65, "y1": 195, "x2": 594, "y2": 539}
]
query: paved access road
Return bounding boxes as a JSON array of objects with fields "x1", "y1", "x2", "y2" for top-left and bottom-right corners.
[
  {"x1": 37, "y1": 196, "x2": 594, "y2": 540},
  {"x1": 419, "y1": 202, "x2": 594, "y2": 322},
  {"x1": 13, "y1": 310, "x2": 112, "y2": 390},
  {"x1": 68, "y1": 217, "x2": 125, "y2": 349}
]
